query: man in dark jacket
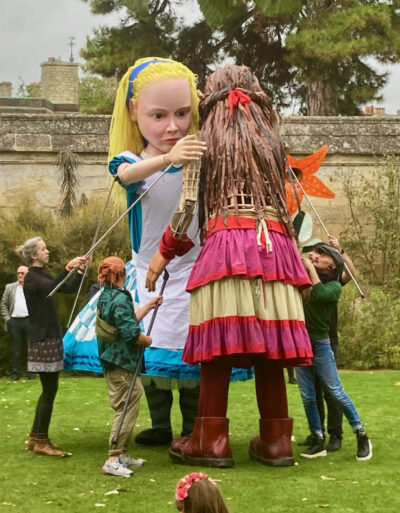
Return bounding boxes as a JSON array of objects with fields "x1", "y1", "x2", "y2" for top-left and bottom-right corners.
[{"x1": 1, "y1": 266, "x2": 33, "y2": 380}]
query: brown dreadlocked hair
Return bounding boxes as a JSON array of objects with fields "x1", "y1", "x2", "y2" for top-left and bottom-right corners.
[{"x1": 198, "y1": 64, "x2": 295, "y2": 242}]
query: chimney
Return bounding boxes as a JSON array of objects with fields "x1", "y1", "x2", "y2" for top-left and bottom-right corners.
[
  {"x1": 0, "y1": 81, "x2": 12, "y2": 97},
  {"x1": 40, "y1": 57, "x2": 79, "y2": 104}
]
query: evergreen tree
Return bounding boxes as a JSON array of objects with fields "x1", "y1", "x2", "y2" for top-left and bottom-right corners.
[
  {"x1": 199, "y1": 0, "x2": 400, "y2": 114},
  {"x1": 80, "y1": 0, "x2": 400, "y2": 114}
]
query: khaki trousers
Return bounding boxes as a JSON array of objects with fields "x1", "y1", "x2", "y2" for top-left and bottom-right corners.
[{"x1": 105, "y1": 367, "x2": 143, "y2": 456}]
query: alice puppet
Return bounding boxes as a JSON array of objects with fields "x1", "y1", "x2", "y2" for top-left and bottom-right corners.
[
  {"x1": 146, "y1": 64, "x2": 314, "y2": 467},
  {"x1": 108, "y1": 57, "x2": 206, "y2": 445}
]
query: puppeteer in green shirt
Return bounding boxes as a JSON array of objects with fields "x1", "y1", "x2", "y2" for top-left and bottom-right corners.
[
  {"x1": 97, "y1": 283, "x2": 142, "y2": 373},
  {"x1": 303, "y1": 281, "x2": 342, "y2": 342}
]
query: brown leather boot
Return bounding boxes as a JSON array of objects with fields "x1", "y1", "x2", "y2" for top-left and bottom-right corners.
[
  {"x1": 27, "y1": 432, "x2": 60, "y2": 451},
  {"x1": 169, "y1": 417, "x2": 234, "y2": 468},
  {"x1": 33, "y1": 438, "x2": 71, "y2": 458},
  {"x1": 249, "y1": 418, "x2": 294, "y2": 467}
]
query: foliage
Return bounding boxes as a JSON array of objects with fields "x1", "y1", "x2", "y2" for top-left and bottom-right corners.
[
  {"x1": 15, "y1": 81, "x2": 41, "y2": 98},
  {"x1": 79, "y1": 76, "x2": 118, "y2": 114},
  {"x1": 0, "y1": 197, "x2": 131, "y2": 376},
  {"x1": 338, "y1": 285, "x2": 400, "y2": 370},
  {"x1": 80, "y1": 1, "x2": 177, "y2": 79},
  {"x1": 1, "y1": 372, "x2": 400, "y2": 512},
  {"x1": 335, "y1": 155, "x2": 400, "y2": 370},
  {"x1": 80, "y1": 0, "x2": 400, "y2": 114},
  {"x1": 340, "y1": 155, "x2": 400, "y2": 290}
]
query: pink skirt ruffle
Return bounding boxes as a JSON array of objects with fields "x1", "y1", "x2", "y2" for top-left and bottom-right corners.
[
  {"x1": 184, "y1": 315, "x2": 312, "y2": 367},
  {"x1": 186, "y1": 227, "x2": 311, "y2": 292}
]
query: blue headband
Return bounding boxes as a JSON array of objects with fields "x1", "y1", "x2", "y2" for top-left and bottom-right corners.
[{"x1": 125, "y1": 59, "x2": 170, "y2": 109}]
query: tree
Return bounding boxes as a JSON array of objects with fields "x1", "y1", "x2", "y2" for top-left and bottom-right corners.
[
  {"x1": 80, "y1": 1, "x2": 177, "y2": 78},
  {"x1": 199, "y1": 0, "x2": 400, "y2": 114},
  {"x1": 15, "y1": 81, "x2": 41, "y2": 98},
  {"x1": 80, "y1": 0, "x2": 400, "y2": 114},
  {"x1": 79, "y1": 76, "x2": 118, "y2": 114},
  {"x1": 80, "y1": 0, "x2": 297, "y2": 109},
  {"x1": 284, "y1": 0, "x2": 400, "y2": 114}
]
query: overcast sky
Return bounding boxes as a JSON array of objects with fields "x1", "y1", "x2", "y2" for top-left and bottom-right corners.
[{"x1": 0, "y1": 0, "x2": 399, "y2": 114}]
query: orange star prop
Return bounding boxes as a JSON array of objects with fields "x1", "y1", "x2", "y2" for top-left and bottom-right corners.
[{"x1": 285, "y1": 145, "x2": 335, "y2": 215}]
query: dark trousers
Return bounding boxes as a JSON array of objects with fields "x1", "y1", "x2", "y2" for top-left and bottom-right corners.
[
  {"x1": 143, "y1": 380, "x2": 199, "y2": 435},
  {"x1": 315, "y1": 339, "x2": 343, "y2": 439},
  {"x1": 8, "y1": 317, "x2": 31, "y2": 379},
  {"x1": 31, "y1": 372, "x2": 59, "y2": 438}
]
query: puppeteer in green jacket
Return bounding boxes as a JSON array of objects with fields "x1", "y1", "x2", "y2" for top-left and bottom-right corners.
[{"x1": 97, "y1": 283, "x2": 143, "y2": 373}]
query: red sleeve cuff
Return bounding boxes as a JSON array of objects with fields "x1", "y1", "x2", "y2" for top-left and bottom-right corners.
[{"x1": 159, "y1": 225, "x2": 194, "y2": 259}]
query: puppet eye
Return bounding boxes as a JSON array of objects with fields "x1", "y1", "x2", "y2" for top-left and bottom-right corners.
[{"x1": 153, "y1": 112, "x2": 163, "y2": 119}]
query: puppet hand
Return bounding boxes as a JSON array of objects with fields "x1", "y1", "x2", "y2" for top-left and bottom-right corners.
[
  {"x1": 165, "y1": 135, "x2": 206, "y2": 166},
  {"x1": 137, "y1": 333, "x2": 152, "y2": 347},
  {"x1": 145, "y1": 251, "x2": 170, "y2": 292}
]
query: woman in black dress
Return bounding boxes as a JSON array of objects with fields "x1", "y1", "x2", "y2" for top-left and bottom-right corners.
[{"x1": 16, "y1": 236, "x2": 89, "y2": 457}]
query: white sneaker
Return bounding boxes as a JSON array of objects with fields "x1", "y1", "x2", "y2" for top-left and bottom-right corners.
[
  {"x1": 120, "y1": 455, "x2": 146, "y2": 468},
  {"x1": 102, "y1": 458, "x2": 133, "y2": 477}
]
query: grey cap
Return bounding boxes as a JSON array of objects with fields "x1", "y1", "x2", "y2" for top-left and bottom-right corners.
[{"x1": 313, "y1": 243, "x2": 345, "y2": 278}]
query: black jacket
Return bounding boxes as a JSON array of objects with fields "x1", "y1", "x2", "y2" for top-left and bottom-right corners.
[{"x1": 24, "y1": 266, "x2": 82, "y2": 342}]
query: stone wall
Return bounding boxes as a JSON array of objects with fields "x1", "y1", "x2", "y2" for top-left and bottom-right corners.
[{"x1": 1, "y1": 112, "x2": 399, "y2": 238}]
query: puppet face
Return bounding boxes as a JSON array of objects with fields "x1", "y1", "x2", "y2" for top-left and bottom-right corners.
[{"x1": 131, "y1": 78, "x2": 192, "y2": 156}]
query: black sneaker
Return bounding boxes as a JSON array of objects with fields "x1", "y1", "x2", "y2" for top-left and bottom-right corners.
[
  {"x1": 300, "y1": 435, "x2": 327, "y2": 459},
  {"x1": 326, "y1": 434, "x2": 342, "y2": 452},
  {"x1": 298, "y1": 433, "x2": 325, "y2": 446},
  {"x1": 356, "y1": 429, "x2": 372, "y2": 461}
]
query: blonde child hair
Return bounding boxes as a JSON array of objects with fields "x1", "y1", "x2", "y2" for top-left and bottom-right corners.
[
  {"x1": 175, "y1": 472, "x2": 229, "y2": 513},
  {"x1": 108, "y1": 57, "x2": 199, "y2": 161}
]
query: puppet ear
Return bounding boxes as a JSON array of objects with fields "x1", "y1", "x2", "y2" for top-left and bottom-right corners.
[{"x1": 129, "y1": 99, "x2": 138, "y2": 122}]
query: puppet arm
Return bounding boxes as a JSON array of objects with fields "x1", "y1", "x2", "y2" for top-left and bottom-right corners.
[{"x1": 145, "y1": 161, "x2": 200, "y2": 291}]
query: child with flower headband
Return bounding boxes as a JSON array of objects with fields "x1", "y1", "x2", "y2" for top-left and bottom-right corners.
[
  {"x1": 175, "y1": 472, "x2": 229, "y2": 513},
  {"x1": 108, "y1": 57, "x2": 206, "y2": 446}
]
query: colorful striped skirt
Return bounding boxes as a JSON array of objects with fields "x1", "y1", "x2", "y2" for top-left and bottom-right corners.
[{"x1": 183, "y1": 215, "x2": 313, "y2": 367}]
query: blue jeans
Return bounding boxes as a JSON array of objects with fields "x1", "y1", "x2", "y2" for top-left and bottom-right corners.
[{"x1": 296, "y1": 340, "x2": 363, "y2": 436}]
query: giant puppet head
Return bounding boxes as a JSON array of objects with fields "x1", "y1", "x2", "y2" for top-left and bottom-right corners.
[
  {"x1": 197, "y1": 64, "x2": 294, "y2": 241},
  {"x1": 108, "y1": 57, "x2": 199, "y2": 161}
]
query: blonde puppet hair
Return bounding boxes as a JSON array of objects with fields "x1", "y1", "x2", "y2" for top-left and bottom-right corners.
[{"x1": 108, "y1": 57, "x2": 199, "y2": 162}]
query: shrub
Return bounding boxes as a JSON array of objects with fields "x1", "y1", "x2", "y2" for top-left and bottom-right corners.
[
  {"x1": 0, "y1": 197, "x2": 131, "y2": 376},
  {"x1": 337, "y1": 279, "x2": 400, "y2": 370}
]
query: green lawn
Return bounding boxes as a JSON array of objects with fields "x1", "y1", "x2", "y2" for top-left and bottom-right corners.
[{"x1": 1, "y1": 370, "x2": 399, "y2": 513}]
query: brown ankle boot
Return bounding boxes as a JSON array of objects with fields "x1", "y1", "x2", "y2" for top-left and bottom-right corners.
[
  {"x1": 27, "y1": 432, "x2": 60, "y2": 451},
  {"x1": 169, "y1": 417, "x2": 234, "y2": 468},
  {"x1": 249, "y1": 418, "x2": 294, "y2": 467},
  {"x1": 27, "y1": 432, "x2": 36, "y2": 451},
  {"x1": 33, "y1": 438, "x2": 71, "y2": 458}
]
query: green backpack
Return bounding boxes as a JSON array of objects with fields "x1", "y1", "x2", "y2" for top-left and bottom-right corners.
[{"x1": 95, "y1": 291, "x2": 121, "y2": 343}]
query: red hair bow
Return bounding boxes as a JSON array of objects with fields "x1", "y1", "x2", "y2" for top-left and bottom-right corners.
[{"x1": 228, "y1": 89, "x2": 251, "y2": 119}]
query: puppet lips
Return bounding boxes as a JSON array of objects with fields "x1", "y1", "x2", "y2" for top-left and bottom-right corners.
[{"x1": 164, "y1": 138, "x2": 179, "y2": 145}]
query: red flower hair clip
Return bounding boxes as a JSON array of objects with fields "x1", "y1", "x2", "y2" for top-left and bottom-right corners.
[
  {"x1": 228, "y1": 89, "x2": 251, "y2": 119},
  {"x1": 175, "y1": 472, "x2": 216, "y2": 501}
]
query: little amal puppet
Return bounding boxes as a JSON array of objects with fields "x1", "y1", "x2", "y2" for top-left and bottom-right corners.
[{"x1": 146, "y1": 65, "x2": 313, "y2": 467}]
